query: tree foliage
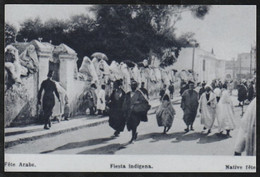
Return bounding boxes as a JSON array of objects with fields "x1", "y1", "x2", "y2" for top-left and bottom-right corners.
[
  {"x1": 16, "y1": 5, "x2": 210, "y2": 67},
  {"x1": 5, "y1": 23, "x2": 17, "y2": 46}
]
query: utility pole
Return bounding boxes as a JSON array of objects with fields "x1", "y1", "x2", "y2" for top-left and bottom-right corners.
[
  {"x1": 192, "y1": 46, "x2": 195, "y2": 73},
  {"x1": 232, "y1": 57, "x2": 235, "y2": 79},
  {"x1": 239, "y1": 55, "x2": 241, "y2": 81},
  {"x1": 250, "y1": 46, "x2": 252, "y2": 78}
]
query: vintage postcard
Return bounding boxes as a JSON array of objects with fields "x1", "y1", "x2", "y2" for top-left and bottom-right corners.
[{"x1": 4, "y1": 4, "x2": 256, "y2": 172}]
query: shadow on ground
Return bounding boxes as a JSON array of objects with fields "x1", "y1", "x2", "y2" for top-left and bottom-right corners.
[
  {"x1": 41, "y1": 137, "x2": 116, "y2": 154},
  {"x1": 41, "y1": 130, "x2": 230, "y2": 155},
  {"x1": 171, "y1": 131, "x2": 229, "y2": 144},
  {"x1": 136, "y1": 132, "x2": 187, "y2": 143},
  {"x1": 77, "y1": 142, "x2": 131, "y2": 154},
  {"x1": 197, "y1": 133, "x2": 230, "y2": 144}
]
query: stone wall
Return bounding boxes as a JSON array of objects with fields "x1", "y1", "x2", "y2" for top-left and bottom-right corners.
[{"x1": 5, "y1": 73, "x2": 38, "y2": 127}]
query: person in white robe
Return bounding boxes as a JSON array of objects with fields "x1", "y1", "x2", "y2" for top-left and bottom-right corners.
[
  {"x1": 97, "y1": 84, "x2": 106, "y2": 115},
  {"x1": 213, "y1": 86, "x2": 221, "y2": 103},
  {"x1": 79, "y1": 56, "x2": 99, "y2": 83},
  {"x1": 5, "y1": 45, "x2": 22, "y2": 84},
  {"x1": 199, "y1": 86, "x2": 217, "y2": 133},
  {"x1": 234, "y1": 98, "x2": 256, "y2": 156},
  {"x1": 216, "y1": 83, "x2": 235, "y2": 136},
  {"x1": 120, "y1": 62, "x2": 131, "y2": 92},
  {"x1": 109, "y1": 61, "x2": 122, "y2": 81}
]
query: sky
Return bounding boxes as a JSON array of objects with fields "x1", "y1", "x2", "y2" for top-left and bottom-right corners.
[{"x1": 5, "y1": 5, "x2": 256, "y2": 60}]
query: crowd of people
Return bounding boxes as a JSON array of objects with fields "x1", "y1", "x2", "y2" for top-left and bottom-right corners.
[{"x1": 37, "y1": 67, "x2": 256, "y2": 153}]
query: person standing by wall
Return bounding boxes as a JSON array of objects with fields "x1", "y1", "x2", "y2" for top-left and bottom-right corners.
[
  {"x1": 85, "y1": 83, "x2": 97, "y2": 115},
  {"x1": 97, "y1": 84, "x2": 106, "y2": 115},
  {"x1": 38, "y1": 70, "x2": 60, "y2": 130}
]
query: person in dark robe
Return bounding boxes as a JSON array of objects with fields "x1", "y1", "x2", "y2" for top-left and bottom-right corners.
[
  {"x1": 181, "y1": 81, "x2": 199, "y2": 132},
  {"x1": 247, "y1": 81, "x2": 255, "y2": 102},
  {"x1": 180, "y1": 82, "x2": 189, "y2": 96},
  {"x1": 159, "y1": 84, "x2": 167, "y2": 101},
  {"x1": 123, "y1": 80, "x2": 150, "y2": 143},
  {"x1": 140, "y1": 82, "x2": 149, "y2": 99},
  {"x1": 168, "y1": 82, "x2": 175, "y2": 99},
  {"x1": 108, "y1": 80, "x2": 126, "y2": 137},
  {"x1": 218, "y1": 80, "x2": 223, "y2": 89},
  {"x1": 199, "y1": 81, "x2": 206, "y2": 99},
  {"x1": 237, "y1": 81, "x2": 247, "y2": 107},
  {"x1": 156, "y1": 94, "x2": 176, "y2": 134},
  {"x1": 38, "y1": 70, "x2": 60, "y2": 130}
]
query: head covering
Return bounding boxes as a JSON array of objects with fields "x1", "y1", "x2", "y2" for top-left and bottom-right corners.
[
  {"x1": 162, "y1": 94, "x2": 170, "y2": 101},
  {"x1": 242, "y1": 79, "x2": 247, "y2": 84},
  {"x1": 130, "y1": 79, "x2": 138, "y2": 87},
  {"x1": 91, "y1": 83, "x2": 97, "y2": 88},
  {"x1": 188, "y1": 80, "x2": 194, "y2": 85},
  {"x1": 222, "y1": 83, "x2": 228, "y2": 89},
  {"x1": 47, "y1": 70, "x2": 53, "y2": 78},
  {"x1": 205, "y1": 85, "x2": 212, "y2": 90},
  {"x1": 202, "y1": 81, "x2": 206, "y2": 86},
  {"x1": 115, "y1": 80, "x2": 122, "y2": 86}
]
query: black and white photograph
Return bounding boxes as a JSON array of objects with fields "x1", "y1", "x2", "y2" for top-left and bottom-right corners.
[{"x1": 4, "y1": 4, "x2": 256, "y2": 172}]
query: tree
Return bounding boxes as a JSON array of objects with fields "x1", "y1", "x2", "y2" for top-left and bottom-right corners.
[
  {"x1": 5, "y1": 23, "x2": 17, "y2": 46},
  {"x1": 16, "y1": 5, "x2": 211, "y2": 67},
  {"x1": 88, "y1": 5, "x2": 210, "y2": 65},
  {"x1": 16, "y1": 17, "x2": 43, "y2": 42}
]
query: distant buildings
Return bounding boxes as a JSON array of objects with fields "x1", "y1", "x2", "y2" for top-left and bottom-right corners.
[
  {"x1": 172, "y1": 47, "x2": 226, "y2": 83},
  {"x1": 225, "y1": 49, "x2": 256, "y2": 81},
  {"x1": 172, "y1": 46, "x2": 256, "y2": 83}
]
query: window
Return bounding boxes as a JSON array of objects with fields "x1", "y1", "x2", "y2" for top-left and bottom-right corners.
[{"x1": 203, "y1": 60, "x2": 206, "y2": 71}]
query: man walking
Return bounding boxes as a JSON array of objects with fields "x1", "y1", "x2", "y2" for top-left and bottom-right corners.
[
  {"x1": 123, "y1": 80, "x2": 150, "y2": 143},
  {"x1": 199, "y1": 86, "x2": 217, "y2": 134},
  {"x1": 181, "y1": 81, "x2": 199, "y2": 132},
  {"x1": 199, "y1": 81, "x2": 206, "y2": 99},
  {"x1": 38, "y1": 70, "x2": 60, "y2": 130}
]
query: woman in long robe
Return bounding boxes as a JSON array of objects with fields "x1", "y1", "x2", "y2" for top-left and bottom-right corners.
[
  {"x1": 79, "y1": 57, "x2": 98, "y2": 83},
  {"x1": 156, "y1": 94, "x2": 176, "y2": 134},
  {"x1": 108, "y1": 80, "x2": 126, "y2": 136},
  {"x1": 216, "y1": 84, "x2": 235, "y2": 136},
  {"x1": 199, "y1": 86, "x2": 217, "y2": 133}
]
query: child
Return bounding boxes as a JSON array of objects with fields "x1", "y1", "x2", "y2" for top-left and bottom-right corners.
[
  {"x1": 62, "y1": 95, "x2": 70, "y2": 120},
  {"x1": 156, "y1": 94, "x2": 176, "y2": 134}
]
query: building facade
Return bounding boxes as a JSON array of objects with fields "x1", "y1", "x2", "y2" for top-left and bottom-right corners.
[{"x1": 172, "y1": 47, "x2": 226, "y2": 84}]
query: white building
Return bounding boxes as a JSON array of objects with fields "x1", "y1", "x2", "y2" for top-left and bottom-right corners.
[{"x1": 172, "y1": 47, "x2": 226, "y2": 83}]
